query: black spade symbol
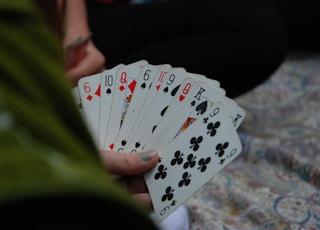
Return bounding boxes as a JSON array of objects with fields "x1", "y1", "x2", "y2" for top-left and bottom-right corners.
[
  {"x1": 190, "y1": 100, "x2": 196, "y2": 107},
  {"x1": 121, "y1": 139, "x2": 127, "y2": 146},
  {"x1": 141, "y1": 82, "x2": 146, "y2": 89},
  {"x1": 135, "y1": 142, "x2": 141, "y2": 148},
  {"x1": 171, "y1": 85, "x2": 180, "y2": 96},
  {"x1": 196, "y1": 101, "x2": 208, "y2": 115},
  {"x1": 106, "y1": 88, "x2": 112, "y2": 94},
  {"x1": 160, "y1": 106, "x2": 168, "y2": 116},
  {"x1": 152, "y1": 125, "x2": 157, "y2": 133},
  {"x1": 163, "y1": 87, "x2": 169, "y2": 93}
]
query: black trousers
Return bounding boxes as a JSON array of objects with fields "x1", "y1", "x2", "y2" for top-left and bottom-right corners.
[{"x1": 87, "y1": 0, "x2": 320, "y2": 98}]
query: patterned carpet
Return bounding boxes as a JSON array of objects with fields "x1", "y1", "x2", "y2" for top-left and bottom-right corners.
[{"x1": 186, "y1": 51, "x2": 320, "y2": 230}]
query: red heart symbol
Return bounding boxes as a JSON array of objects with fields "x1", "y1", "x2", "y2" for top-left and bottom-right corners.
[{"x1": 179, "y1": 94, "x2": 185, "y2": 101}]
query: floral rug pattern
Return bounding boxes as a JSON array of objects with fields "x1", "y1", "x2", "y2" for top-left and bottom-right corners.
[{"x1": 186, "y1": 52, "x2": 320, "y2": 230}]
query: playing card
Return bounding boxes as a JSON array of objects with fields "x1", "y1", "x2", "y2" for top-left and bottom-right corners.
[
  {"x1": 121, "y1": 64, "x2": 172, "y2": 150},
  {"x1": 189, "y1": 72, "x2": 226, "y2": 96},
  {"x1": 113, "y1": 64, "x2": 161, "y2": 152},
  {"x1": 78, "y1": 72, "x2": 102, "y2": 146},
  {"x1": 155, "y1": 82, "x2": 246, "y2": 150},
  {"x1": 125, "y1": 67, "x2": 188, "y2": 153},
  {"x1": 71, "y1": 86, "x2": 86, "y2": 122},
  {"x1": 144, "y1": 76, "x2": 200, "y2": 150},
  {"x1": 144, "y1": 102, "x2": 243, "y2": 222},
  {"x1": 98, "y1": 64, "x2": 124, "y2": 149},
  {"x1": 103, "y1": 62, "x2": 147, "y2": 150}
]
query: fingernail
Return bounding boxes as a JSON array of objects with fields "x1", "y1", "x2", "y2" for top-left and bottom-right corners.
[{"x1": 139, "y1": 150, "x2": 157, "y2": 162}]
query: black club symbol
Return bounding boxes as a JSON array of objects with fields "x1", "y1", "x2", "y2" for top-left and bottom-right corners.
[
  {"x1": 178, "y1": 172, "x2": 191, "y2": 187},
  {"x1": 183, "y1": 154, "x2": 196, "y2": 169},
  {"x1": 161, "y1": 186, "x2": 174, "y2": 201},
  {"x1": 207, "y1": 121, "x2": 220, "y2": 137},
  {"x1": 190, "y1": 136, "x2": 203, "y2": 151},
  {"x1": 154, "y1": 164, "x2": 167, "y2": 180},
  {"x1": 198, "y1": 157, "x2": 211, "y2": 172},
  {"x1": 171, "y1": 151, "x2": 184, "y2": 166},
  {"x1": 170, "y1": 200, "x2": 177, "y2": 207},
  {"x1": 215, "y1": 142, "x2": 229, "y2": 157}
]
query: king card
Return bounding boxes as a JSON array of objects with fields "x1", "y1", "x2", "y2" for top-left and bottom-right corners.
[{"x1": 156, "y1": 82, "x2": 246, "y2": 150}]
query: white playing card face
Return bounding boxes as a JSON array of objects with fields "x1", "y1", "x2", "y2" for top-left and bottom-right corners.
[
  {"x1": 98, "y1": 64, "x2": 124, "y2": 149},
  {"x1": 123, "y1": 64, "x2": 173, "y2": 150},
  {"x1": 125, "y1": 67, "x2": 188, "y2": 153},
  {"x1": 144, "y1": 76, "x2": 200, "y2": 150},
  {"x1": 189, "y1": 73, "x2": 226, "y2": 96},
  {"x1": 103, "y1": 64, "x2": 145, "y2": 150},
  {"x1": 113, "y1": 64, "x2": 161, "y2": 152},
  {"x1": 144, "y1": 102, "x2": 243, "y2": 222},
  {"x1": 71, "y1": 86, "x2": 86, "y2": 122},
  {"x1": 78, "y1": 72, "x2": 102, "y2": 146},
  {"x1": 156, "y1": 82, "x2": 246, "y2": 151}
]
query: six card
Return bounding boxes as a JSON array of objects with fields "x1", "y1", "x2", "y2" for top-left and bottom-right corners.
[{"x1": 78, "y1": 72, "x2": 102, "y2": 146}]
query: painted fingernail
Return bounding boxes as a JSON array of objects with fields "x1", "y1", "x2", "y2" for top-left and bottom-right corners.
[{"x1": 139, "y1": 150, "x2": 157, "y2": 162}]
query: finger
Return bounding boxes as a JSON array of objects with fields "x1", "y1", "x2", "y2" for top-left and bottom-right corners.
[
  {"x1": 99, "y1": 149, "x2": 159, "y2": 176},
  {"x1": 131, "y1": 193, "x2": 153, "y2": 211},
  {"x1": 117, "y1": 175, "x2": 148, "y2": 194}
]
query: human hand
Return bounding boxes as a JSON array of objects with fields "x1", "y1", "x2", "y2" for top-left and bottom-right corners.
[
  {"x1": 98, "y1": 149, "x2": 159, "y2": 210},
  {"x1": 65, "y1": 40, "x2": 106, "y2": 85}
]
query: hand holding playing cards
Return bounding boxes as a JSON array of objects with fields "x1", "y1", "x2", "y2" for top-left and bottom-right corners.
[
  {"x1": 98, "y1": 149, "x2": 160, "y2": 210},
  {"x1": 72, "y1": 60, "x2": 246, "y2": 222}
]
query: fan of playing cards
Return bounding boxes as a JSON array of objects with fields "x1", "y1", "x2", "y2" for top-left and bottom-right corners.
[{"x1": 71, "y1": 60, "x2": 246, "y2": 222}]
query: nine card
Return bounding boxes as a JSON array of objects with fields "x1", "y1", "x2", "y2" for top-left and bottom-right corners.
[{"x1": 71, "y1": 60, "x2": 246, "y2": 223}]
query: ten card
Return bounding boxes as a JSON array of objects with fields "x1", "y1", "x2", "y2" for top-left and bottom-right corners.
[{"x1": 98, "y1": 64, "x2": 124, "y2": 149}]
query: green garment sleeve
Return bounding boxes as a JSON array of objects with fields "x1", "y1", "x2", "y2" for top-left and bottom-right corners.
[{"x1": 0, "y1": 0, "x2": 158, "y2": 228}]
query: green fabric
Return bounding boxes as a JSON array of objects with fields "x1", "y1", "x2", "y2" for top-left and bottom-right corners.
[{"x1": 0, "y1": 0, "x2": 157, "y2": 227}]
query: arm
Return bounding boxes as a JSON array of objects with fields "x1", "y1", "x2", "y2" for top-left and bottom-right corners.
[{"x1": 62, "y1": 0, "x2": 106, "y2": 84}]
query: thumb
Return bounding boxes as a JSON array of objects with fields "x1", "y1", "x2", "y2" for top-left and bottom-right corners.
[{"x1": 98, "y1": 150, "x2": 159, "y2": 176}]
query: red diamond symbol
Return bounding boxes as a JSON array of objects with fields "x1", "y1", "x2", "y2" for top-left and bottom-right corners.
[
  {"x1": 128, "y1": 80, "x2": 136, "y2": 94},
  {"x1": 109, "y1": 143, "x2": 114, "y2": 150},
  {"x1": 95, "y1": 85, "x2": 101, "y2": 97},
  {"x1": 86, "y1": 95, "x2": 93, "y2": 101},
  {"x1": 119, "y1": 85, "x2": 125, "y2": 91}
]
